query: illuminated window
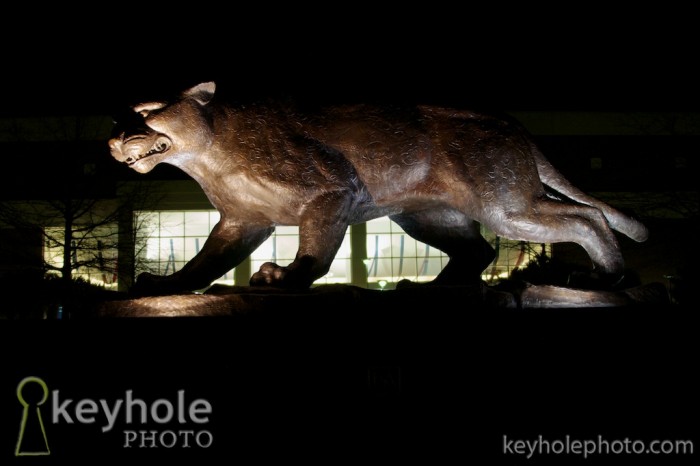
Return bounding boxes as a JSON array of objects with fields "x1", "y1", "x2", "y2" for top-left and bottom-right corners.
[
  {"x1": 43, "y1": 224, "x2": 119, "y2": 288},
  {"x1": 251, "y1": 225, "x2": 352, "y2": 285},
  {"x1": 364, "y1": 217, "x2": 549, "y2": 287},
  {"x1": 480, "y1": 233, "x2": 552, "y2": 282},
  {"x1": 42, "y1": 210, "x2": 551, "y2": 290},
  {"x1": 135, "y1": 211, "x2": 234, "y2": 285},
  {"x1": 131, "y1": 211, "x2": 548, "y2": 290},
  {"x1": 135, "y1": 211, "x2": 352, "y2": 286},
  {"x1": 365, "y1": 217, "x2": 449, "y2": 288}
]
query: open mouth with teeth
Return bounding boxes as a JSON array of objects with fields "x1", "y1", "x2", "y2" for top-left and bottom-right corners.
[{"x1": 124, "y1": 136, "x2": 172, "y2": 166}]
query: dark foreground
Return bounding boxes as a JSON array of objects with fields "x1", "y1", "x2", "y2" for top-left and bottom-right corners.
[{"x1": 1, "y1": 286, "x2": 697, "y2": 464}]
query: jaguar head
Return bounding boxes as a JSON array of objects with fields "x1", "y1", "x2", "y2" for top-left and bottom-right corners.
[{"x1": 109, "y1": 82, "x2": 216, "y2": 174}]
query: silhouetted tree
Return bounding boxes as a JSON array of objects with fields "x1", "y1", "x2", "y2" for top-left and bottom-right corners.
[
  {"x1": 0, "y1": 115, "x2": 158, "y2": 289},
  {"x1": 0, "y1": 182, "x2": 157, "y2": 286}
]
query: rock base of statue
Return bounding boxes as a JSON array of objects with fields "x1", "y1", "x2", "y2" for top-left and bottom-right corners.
[{"x1": 98, "y1": 281, "x2": 670, "y2": 318}]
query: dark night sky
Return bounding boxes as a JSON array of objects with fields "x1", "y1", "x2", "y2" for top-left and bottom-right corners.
[
  {"x1": 3, "y1": 52, "x2": 697, "y2": 116},
  {"x1": 2, "y1": 12, "x2": 698, "y2": 117}
]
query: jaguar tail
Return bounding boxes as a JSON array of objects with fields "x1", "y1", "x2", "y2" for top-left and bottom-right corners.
[{"x1": 532, "y1": 145, "x2": 648, "y2": 242}]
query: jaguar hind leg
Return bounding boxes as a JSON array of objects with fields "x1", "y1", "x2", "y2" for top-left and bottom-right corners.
[
  {"x1": 483, "y1": 197, "x2": 625, "y2": 284},
  {"x1": 389, "y1": 208, "x2": 495, "y2": 286}
]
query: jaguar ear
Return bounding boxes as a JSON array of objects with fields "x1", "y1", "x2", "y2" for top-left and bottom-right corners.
[{"x1": 183, "y1": 82, "x2": 216, "y2": 106}]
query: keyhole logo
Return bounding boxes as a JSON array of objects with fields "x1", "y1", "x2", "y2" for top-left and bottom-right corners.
[{"x1": 16, "y1": 376, "x2": 51, "y2": 456}]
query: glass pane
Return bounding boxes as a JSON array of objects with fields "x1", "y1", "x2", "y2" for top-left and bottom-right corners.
[
  {"x1": 335, "y1": 235, "x2": 351, "y2": 259},
  {"x1": 275, "y1": 236, "x2": 299, "y2": 262},
  {"x1": 320, "y1": 258, "x2": 350, "y2": 284},
  {"x1": 143, "y1": 237, "x2": 160, "y2": 261},
  {"x1": 184, "y1": 237, "x2": 205, "y2": 261},
  {"x1": 366, "y1": 217, "x2": 391, "y2": 233},
  {"x1": 421, "y1": 257, "x2": 446, "y2": 280},
  {"x1": 159, "y1": 237, "x2": 184, "y2": 262},
  {"x1": 184, "y1": 211, "x2": 210, "y2": 236},
  {"x1": 251, "y1": 237, "x2": 275, "y2": 261},
  {"x1": 160, "y1": 212, "x2": 184, "y2": 237},
  {"x1": 364, "y1": 217, "x2": 449, "y2": 285},
  {"x1": 276, "y1": 225, "x2": 299, "y2": 235}
]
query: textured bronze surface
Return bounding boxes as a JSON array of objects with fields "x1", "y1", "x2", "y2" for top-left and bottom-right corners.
[{"x1": 110, "y1": 82, "x2": 647, "y2": 295}]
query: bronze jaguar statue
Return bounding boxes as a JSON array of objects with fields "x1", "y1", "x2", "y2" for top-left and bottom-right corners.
[{"x1": 109, "y1": 82, "x2": 648, "y2": 294}]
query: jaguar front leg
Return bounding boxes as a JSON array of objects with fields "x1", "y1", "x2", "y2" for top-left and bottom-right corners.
[
  {"x1": 134, "y1": 220, "x2": 273, "y2": 295},
  {"x1": 250, "y1": 190, "x2": 354, "y2": 288}
]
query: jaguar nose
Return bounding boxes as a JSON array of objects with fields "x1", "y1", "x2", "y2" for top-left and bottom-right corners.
[
  {"x1": 108, "y1": 134, "x2": 125, "y2": 160},
  {"x1": 108, "y1": 138, "x2": 120, "y2": 151}
]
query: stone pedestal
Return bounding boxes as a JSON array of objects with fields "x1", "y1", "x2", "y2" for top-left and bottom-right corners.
[{"x1": 1, "y1": 282, "x2": 691, "y2": 462}]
